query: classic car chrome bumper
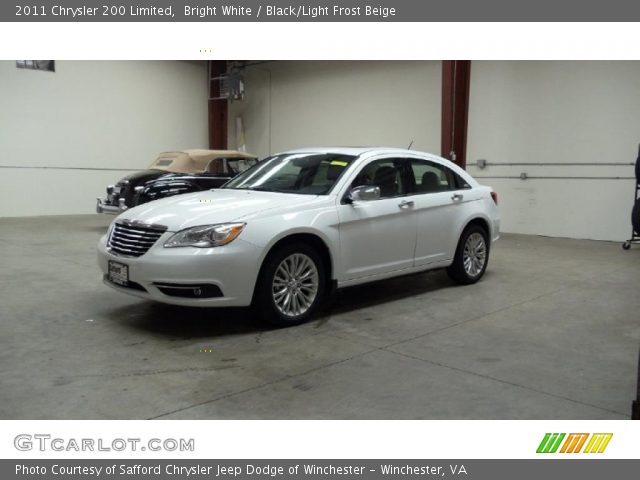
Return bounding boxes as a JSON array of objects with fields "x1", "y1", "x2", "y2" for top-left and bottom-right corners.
[{"x1": 96, "y1": 197, "x2": 127, "y2": 214}]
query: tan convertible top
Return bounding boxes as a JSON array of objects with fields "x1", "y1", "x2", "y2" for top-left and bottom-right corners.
[{"x1": 149, "y1": 149, "x2": 258, "y2": 173}]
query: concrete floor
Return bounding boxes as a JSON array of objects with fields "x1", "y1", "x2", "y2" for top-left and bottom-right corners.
[{"x1": 0, "y1": 214, "x2": 639, "y2": 419}]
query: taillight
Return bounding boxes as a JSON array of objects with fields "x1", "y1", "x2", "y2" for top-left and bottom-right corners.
[{"x1": 490, "y1": 191, "x2": 498, "y2": 205}]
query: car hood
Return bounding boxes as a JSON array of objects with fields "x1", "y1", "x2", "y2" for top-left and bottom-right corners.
[
  {"x1": 116, "y1": 169, "x2": 164, "y2": 186},
  {"x1": 115, "y1": 189, "x2": 323, "y2": 231}
]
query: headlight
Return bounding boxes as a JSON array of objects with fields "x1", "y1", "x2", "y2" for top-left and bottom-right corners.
[{"x1": 164, "y1": 223, "x2": 246, "y2": 248}]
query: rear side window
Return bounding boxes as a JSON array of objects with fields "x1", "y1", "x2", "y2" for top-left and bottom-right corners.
[
  {"x1": 228, "y1": 158, "x2": 257, "y2": 173},
  {"x1": 208, "y1": 158, "x2": 259, "y2": 174},
  {"x1": 408, "y1": 159, "x2": 455, "y2": 193},
  {"x1": 453, "y1": 172, "x2": 472, "y2": 189}
]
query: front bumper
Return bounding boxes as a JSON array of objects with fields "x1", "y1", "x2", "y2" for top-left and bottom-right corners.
[
  {"x1": 96, "y1": 197, "x2": 127, "y2": 215},
  {"x1": 97, "y1": 233, "x2": 263, "y2": 307}
]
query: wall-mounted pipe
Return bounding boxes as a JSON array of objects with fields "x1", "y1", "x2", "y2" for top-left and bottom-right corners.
[
  {"x1": 474, "y1": 175, "x2": 635, "y2": 180},
  {"x1": 474, "y1": 159, "x2": 634, "y2": 168},
  {"x1": 0, "y1": 165, "x2": 139, "y2": 172}
]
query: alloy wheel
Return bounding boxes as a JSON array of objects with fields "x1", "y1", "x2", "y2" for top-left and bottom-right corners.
[
  {"x1": 271, "y1": 253, "x2": 319, "y2": 317},
  {"x1": 463, "y1": 232, "x2": 487, "y2": 278}
]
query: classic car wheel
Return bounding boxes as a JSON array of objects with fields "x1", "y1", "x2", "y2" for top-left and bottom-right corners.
[
  {"x1": 256, "y1": 243, "x2": 325, "y2": 326},
  {"x1": 447, "y1": 225, "x2": 489, "y2": 284},
  {"x1": 632, "y1": 200, "x2": 640, "y2": 235}
]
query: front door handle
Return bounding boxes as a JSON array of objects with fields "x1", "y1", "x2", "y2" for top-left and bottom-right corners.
[
  {"x1": 451, "y1": 193, "x2": 464, "y2": 202},
  {"x1": 399, "y1": 200, "x2": 414, "y2": 209}
]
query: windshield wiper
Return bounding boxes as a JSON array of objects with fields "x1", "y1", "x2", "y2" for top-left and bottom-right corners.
[{"x1": 247, "y1": 186, "x2": 276, "y2": 192}]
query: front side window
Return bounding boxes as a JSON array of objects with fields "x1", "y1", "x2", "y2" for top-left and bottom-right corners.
[
  {"x1": 350, "y1": 158, "x2": 408, "y2": 199},
  {"x1": 224, "y1": 153, "x2": 356, "y2": 195}
]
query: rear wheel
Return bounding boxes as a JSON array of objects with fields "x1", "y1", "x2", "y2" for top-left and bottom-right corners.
[
  {"x1": 447, "y1": 225, "x2": 490, "y2": 284},
  {"x1": 632, "y1": 200, "x2": 640, "y2": 235},
  {"x1": 255, "y1": 243, "x2": 325, "y2": 326}
]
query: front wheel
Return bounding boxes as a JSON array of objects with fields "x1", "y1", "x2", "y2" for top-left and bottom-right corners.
[
  {"x1": 447, "y1": 225, "x2": 490, "y2": 284},
  {"x1": 255, "y1": 243, "x2": 326, "y2": 326}
]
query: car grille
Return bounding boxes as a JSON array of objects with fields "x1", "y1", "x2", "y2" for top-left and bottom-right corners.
[{"x1": 107, "y1": 222, "x2": 167, "y2": 257}]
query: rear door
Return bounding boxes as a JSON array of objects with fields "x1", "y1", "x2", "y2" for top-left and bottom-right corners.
[{"x1": 407, "y1": 158, "x2": 468, "y2": 266}]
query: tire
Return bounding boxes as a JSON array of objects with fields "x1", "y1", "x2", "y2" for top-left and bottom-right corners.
[
  {"x1": 623, "y1": 241, "x2": 631, "y2": 250},
  {"x1": 632, "y1": 200, "x2": 640, "y2": 235},
  {"x1": 447, "y1": 225, "x2": 490, "y2": 284},
  {"x1": 255, "y1": 242, "x2": 326, "y2": 326}
]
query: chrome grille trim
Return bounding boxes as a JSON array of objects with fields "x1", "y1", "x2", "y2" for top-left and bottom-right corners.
[
  {"x1": 108, "y1": 221, "x2": 167, "y2": 257},
  {"x1": 110, "y1": 234, "x2": 157, "y2": 245},
  {"x1": 112, "y1": 230, "x2": 158, "y2": 240},
  {"x1": 109, "y1": 240, "x2": 149, "y2": 251}
]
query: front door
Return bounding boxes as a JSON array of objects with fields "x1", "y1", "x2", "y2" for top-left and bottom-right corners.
[{"x1": 337, "y1": 158, "x2": 417, "y2": 281}]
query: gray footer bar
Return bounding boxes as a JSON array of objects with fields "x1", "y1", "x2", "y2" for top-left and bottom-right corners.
[{"x1": 3, "y1": 460, "x2": 638, "y2": 480}]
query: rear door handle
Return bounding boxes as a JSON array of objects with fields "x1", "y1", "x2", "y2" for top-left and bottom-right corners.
[
  {"x1": 399, "y1": 200, "x2": 414, "y2": 209},
  {"x1": 451, "y1": 193, "x2": 464, "y2": 201}
]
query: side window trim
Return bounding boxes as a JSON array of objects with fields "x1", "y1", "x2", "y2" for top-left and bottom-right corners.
[{"x1": 444, "y1": 167, "x2": 457, "y2": 190}]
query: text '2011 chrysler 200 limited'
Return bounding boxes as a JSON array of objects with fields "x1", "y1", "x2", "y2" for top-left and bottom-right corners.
[{"x1": 98, "y1": 148, "x2": 500, "y2": 326}]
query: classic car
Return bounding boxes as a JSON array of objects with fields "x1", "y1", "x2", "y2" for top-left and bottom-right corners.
[
  {"x1": 98, "y1": 147, "x2": 500, "y2": 326},
  {"x1": 96, "y1": 149, "x2": 258, "y2": 214}
]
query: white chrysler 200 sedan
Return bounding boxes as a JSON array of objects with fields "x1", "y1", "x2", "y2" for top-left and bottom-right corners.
[{"x1": 98, "y1": 148, "x2": 499, "y2": 325}]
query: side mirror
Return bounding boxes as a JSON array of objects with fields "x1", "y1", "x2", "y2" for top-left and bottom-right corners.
[{"x1": 348, "y1": 185, "x2": 380, "y2": 203}]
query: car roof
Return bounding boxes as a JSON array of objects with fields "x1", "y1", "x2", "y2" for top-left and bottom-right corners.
[
  {"x1": 277, "y1": 147, "x2": 474, "y2": 185},
  {"x1": 280, "y1": 147, "x2": 441, "y2": 158},
  {"x1": 179, "y1": 149, "x2": 257, "y2": 159},
  {"x1": 150, "y1": 150, "x2": 257, "y2": 173}
]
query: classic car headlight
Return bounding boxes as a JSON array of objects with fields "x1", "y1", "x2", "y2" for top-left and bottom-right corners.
[{"x1": 164, "y1": 223, "x2": 246, "y2": 248}]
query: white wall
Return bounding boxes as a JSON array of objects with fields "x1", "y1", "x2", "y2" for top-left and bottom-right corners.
[
  {"x1": 467, "y1": 61, "x2": 639, "y2": 241},
  {"x1": 0, "y1": 61, "x2": 208, "y2": 217},
  {"x1": 228, "y1": 61, "x2": 442, "y2": 159}
]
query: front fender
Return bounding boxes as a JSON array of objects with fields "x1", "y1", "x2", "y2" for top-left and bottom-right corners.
[{"x1": 241, "y1": 207, "x2": 340, "y2": 281}]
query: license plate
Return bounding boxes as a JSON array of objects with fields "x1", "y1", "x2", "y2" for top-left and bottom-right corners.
[{"x1": 108, "y1": 260, "x2": 129, "y2": 286}]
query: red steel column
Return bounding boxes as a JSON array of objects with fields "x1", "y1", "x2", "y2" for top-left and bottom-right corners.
[
  {"x1": 441, "y1": 60, "x2": 471, "y2": 169},
  {"x1": 208, "y1": 61, "x2": 228, "y2": 149}
]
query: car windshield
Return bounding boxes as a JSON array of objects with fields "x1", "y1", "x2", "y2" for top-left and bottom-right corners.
[{"x1": 223, "y1": 153, "x2": 356, "y2": 195}]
